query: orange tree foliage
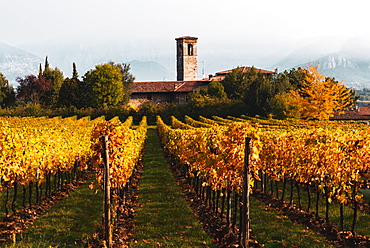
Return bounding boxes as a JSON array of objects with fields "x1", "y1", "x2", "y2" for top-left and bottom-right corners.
[{"x1": 289, "y1": 64, "x2": 357, "y2": 120}]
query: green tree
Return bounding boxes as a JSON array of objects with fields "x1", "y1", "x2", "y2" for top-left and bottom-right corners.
[
  {"x1": 72, "y1": 62, "x2": 78, "y2": 79},
  {"x1": 221, "y1": 67, "x2": 259, "y2": 100},
  {"x1": 282, "y1": 67, "x2": 306, "y2": 90},
  {"x1": 190, "y1": 80, "x2": 227, "y2": 100},
  {"x1": 207, "y1": 80, "x2": 227, "y2": 99},
  {"x1": 83, "y1": 63, "x2": 124, "y2": 108},
  {"x1": 108, "y1": 62, "x2": 135, "y2": 104},
  {"x1": 58, "y1": 63, "x2": 84, "y2": 108},
  {"x1": 44, "y1": 56, "x2": 50, "y2": 71},
  {"x1": 244, "y1": 71, "x2": 293, "y2": 117},
  {"x1": 0, "y1": 73, "x2": 15, "y2": 108},
  {"x1": 270, "y1": 91, "x2": 300, "y2": 119},
  {"x1": 38, "y1": 63, "x2": 43, "y2": 79},
  {"x1": 42, "y1": 57, "x2": 64, "y2": 107},
  {"x1": 244, "y1": 75, "x2": 272, "y2": 115}
]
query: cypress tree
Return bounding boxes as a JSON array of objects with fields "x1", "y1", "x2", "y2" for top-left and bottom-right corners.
[
  {"x1": 38, "y1": 63, "x2": 43, "y2": 79},
  {"x1": 44, "y1": 56, "x2": 50, "y2": 71},
  {"x1": 72, "y1": 62, "x2": 78, "y2": 79}
]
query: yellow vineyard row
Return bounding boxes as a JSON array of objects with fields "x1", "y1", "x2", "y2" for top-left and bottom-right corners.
[
  {"x1": 91, "y1": 116, "x2": 147, "y2": 187},
  {"x1": 0, "y1": 116, "x2": 105, "y2": 186},
  {"x1": 159, "y1": 115, "x2": 370, "y2": 203},
  {"x1": 0, "y1": 116, "x2": 147, "y2": 189}
]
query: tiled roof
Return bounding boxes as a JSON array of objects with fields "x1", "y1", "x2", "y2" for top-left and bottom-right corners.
[
  {"x1": 132, "y1": 80, "x2": 209, "y2": 93},
  {"x1": 175, "y1": 36, "x2": 198, "y2": 40},
  {"x1": 358, "y1": 104, "x2": 370, "y2": 115},
  {"x1": 331, "y1": 111, "x2": 370, "y2": 120},
  {"x1": 331, "y1": 104, "x2": 370, "y2": 120},
  {"x1": 215, "y1": 67, "x2": 275, "y2": 75},
  {"x1": 131, "y1": 66, "x2": 274, "y2": 94},
  {"x1": 208, "y1": 66, "x2": 275, "y2": 81}
]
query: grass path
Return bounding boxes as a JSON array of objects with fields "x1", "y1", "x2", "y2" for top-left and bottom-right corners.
[
  {"x1": 4, "y1": 178, "x2": 103, "y2": 248},
  {"x1": 131, "y1": 127, "x2": 213, "y2": 247},
  {"x1": 250, "y1": 197, "x2": 333, "y2": 247}
]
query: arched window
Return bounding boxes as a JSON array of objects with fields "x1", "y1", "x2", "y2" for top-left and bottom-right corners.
[{"x1": 188, "y1": 44, "x2": 193, "y2": 56}]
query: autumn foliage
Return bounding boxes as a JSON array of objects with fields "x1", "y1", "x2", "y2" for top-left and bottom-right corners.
[
  {"x1": 90, "y1": 116, "x2": 147, "y2": 188},
  {"x1": 0, "y1": 116, "x2": 103, "y2": 186},
  {"x1": 289, "y1": 64, "x2": 357, "y2": 120},
  {"x1": 157, "y1": 115, "x2": 370, "y2": 208}
]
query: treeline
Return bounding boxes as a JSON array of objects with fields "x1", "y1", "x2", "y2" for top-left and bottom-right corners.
[
  {"x1": 0, "y1": 57, "x2": 135, "y2": 109},
  {"x1": 0, "y1": 60, "x2": 359, "y2": 122},
  {"x1": 355, "y1": 88, "x2": 370, "y2": 101},
  {"x1": 191, "y1": 64, "x2": 358, "y2": 120}
]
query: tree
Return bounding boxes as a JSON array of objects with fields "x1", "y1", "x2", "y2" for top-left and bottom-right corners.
[
  {"x1": 72, "y1": 62, "x2": 78, "y2": 79},
  {"x1": 38, "y1": 63, "x2": 43, "y2": 79},
  {"x1": 244, "y1": 70, "x2": 293, "y2": 117},
  {"x1": 83, "y1": 63, "x2": 124, "y2": 108},
  {"x1": 221, "y1": 67, "x2": 259, "y2": 100},
  {"x1": 58, "y1": 77, "x2": 81, "y2": 108},
  {"x1": 289, "y1": 64, "x2": 357, "y2": 120},
  {"x1": 207, "y1": 80, "x2": 227, "y2": 99},
  {"x1": 282, "y1": 67, "x2": 306, "y2": 90},
  {"x1": 44, "y1": 56, "x2": 50, "y2": 71},
  {"x1": 191, "y1": 80, "x2": 227, "y2": 100},
  {"x1": 0, "y1": 73, "x2": 15, "y2": 108},
  {"x1": 58, "y1": 63, "x2": 85, "y2": 108},
  {"x1": 108, "y1": 62, "x2": 135, "y2": 104},
  {"x1": 188, "y1": 80, "x2": 230, "y2": 111},
  {"x1": 40, "y1": 57, "x2": 64, "y2": 107},
  {"x1": 16, "y1": 75, "x2": 52, "y2": 105},
  {"x1": 270, "y1": 91, "x2": 300, "y2": 119}
]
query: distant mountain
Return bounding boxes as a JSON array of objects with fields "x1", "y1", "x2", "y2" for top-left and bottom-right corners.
[
  {"x1": 311, "y1": 53, "x2": 370, "y2": 89},
  {"x1": 0, "y1": 39, "x2": 175, "y2": 84},
  {"x1": 3, "y1": 35, "x2": 370, "y2": 89},
  {"x1": 272, "y1": 36, "x2": 370, "y2": 89},
  {"x1": 17, "y1": 37, "x2": 175, "y2": 80},
  {"x1": 270, "y1": 36, "x2": 346, "y2": 71},
  {"x1": 128, "y1": 60, "x2": 175, "y2": 82},
  {"x1": 0, "y1": 42, "x2": 42, "y2": 86}
]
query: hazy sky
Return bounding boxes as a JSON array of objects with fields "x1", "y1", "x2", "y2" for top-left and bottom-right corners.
[{"x1": 1, "y1": 0, "x2": 369, "y2": 46}]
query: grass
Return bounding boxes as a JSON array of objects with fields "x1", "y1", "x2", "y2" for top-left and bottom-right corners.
[
  {"x1": 131, "y1": 127, "x2": 213, "y2": 247},
  {"x1": 4, "y1": 178, "x2": 103, "y2": 247},
  {"x1": 250, "y1": 197, "x2": 333, "y2": 247},
  {"x1": 258, "y1": 180, "x2": 370, "y2": 238},
  {"x1": 0, "y1": 172, "x2": 83, "y2": 220}
]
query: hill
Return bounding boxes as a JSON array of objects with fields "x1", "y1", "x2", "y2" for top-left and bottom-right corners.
[
  {"x1": 2, "y1": 35, "x2": 370, "y2": 89},
  {"x1": 272, "y1": 36, "x2": 370, "y2": 89},
  {"x1": 0, "y1": 42, "x2": 42, "y2": 86}
]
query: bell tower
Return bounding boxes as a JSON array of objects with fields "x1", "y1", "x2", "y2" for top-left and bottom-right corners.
[{"x1": 176, "y1": 36, "x2": 198, "y2": 81}]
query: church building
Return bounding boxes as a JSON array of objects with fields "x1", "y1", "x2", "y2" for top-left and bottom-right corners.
[{"x1": 129, "y1": 36, "x2": 274, "y2": 107}]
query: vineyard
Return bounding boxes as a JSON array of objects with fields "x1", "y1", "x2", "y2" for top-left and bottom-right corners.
[
  {"x1": 0, "y1": 115, "x2": 147, "y2": 246},
  {"x1": 0, "y1": 115, "x2": 370, "y2": 247},
  {"x1": 157, "y1": 115, "x2": 370, "y2": 247}
]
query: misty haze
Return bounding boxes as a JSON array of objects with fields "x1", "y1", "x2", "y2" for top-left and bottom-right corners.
[{"x1": 2, "y1": 34, "x2": 370, "y2": 90}]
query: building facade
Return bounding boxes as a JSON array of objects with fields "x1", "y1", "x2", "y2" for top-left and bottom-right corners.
[
  {"x1": 176, "y1": 36, "x2": 198, "y2": 81},
  {"x1": 128, "y1": 36, "x2": 275, "y2": 107}
]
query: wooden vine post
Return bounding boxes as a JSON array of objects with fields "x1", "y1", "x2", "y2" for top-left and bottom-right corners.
[
  {"x1": 241, "y1": 137, "x2": 252, "y2": 248},
  {"x1": 101, "y1": 135, "x2": 112, "y2": 247}
]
